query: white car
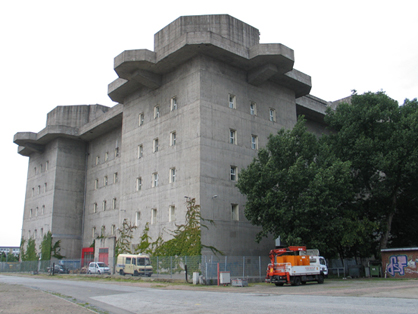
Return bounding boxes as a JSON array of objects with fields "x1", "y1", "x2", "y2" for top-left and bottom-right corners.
[{"x1": 88, "y1": 262, "x2": 111, "y2": 275}]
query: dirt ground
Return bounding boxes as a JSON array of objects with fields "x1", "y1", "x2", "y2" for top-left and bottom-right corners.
[
  {"x1": 0, "y1": 282, "x2": 94, "y2": 314},
  {"x1": 1, "y1": 274, "x2": 418, "y2": 313}
]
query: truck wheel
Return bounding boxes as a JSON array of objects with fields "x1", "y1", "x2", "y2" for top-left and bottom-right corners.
[
  {"x1": 317, "y1": 274, "x2": 324, "y2": 284},
  {"x1": 274, "y1": 283, "x2": 284, "y2": 286},
  {"x1": 301, "y1": 281, "x2": 307, "y2": 285},
  {"x1": 134, "y1": 270, "x2": 139, "y2": 276},
  {"x1": 119, "y1": 269, "x2": 125, "y2": 276},
  {"x1": 291, "y1": 277, "x2": 301, "y2": 286}
]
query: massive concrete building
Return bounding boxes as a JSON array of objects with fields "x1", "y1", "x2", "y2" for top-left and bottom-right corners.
[{"x1": 14, "y1": 15, "x2": 331, "y2": 259}]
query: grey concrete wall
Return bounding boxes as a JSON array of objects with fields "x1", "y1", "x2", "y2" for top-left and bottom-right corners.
[
  {"x1": 117, "y1": 56, "x2": 202, "y2": 245},
  {"x1": 21, "y1": 140, "x2": 57, "y2": 251},
  {"x1": 50, "y1": 138, "x2": 87, "y2": 258},
  {"x1": 82, "y1": 127, "x2": 122, "y2": 247},
  {"x1": 46, "y1": 105, "x2": 110, "y2": 128},
  {"x1": 154, "y1": 15, "x2": 260, "y2": 53}
]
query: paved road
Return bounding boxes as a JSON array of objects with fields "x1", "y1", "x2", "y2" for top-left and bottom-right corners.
[{"x1": 1, "y1": 274, "x2": 418, "y2": 313}]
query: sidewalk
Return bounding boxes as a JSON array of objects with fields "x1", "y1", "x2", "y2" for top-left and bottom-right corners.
[{"x1": 0, "y1": 282, "x2": 94, "y2": 314}]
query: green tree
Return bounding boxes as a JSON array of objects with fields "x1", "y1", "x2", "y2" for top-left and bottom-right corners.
[
  {"x1": 237, "y1": 118, "x2": 363, "y2": 258},
  {"x1": 23, "y1": 237, "x2": 38, "y2": 261},
  {"x1": 325, "y1": 92, "x2": 418, "y2": 249},
  {"x1": 39, "y1": 231, "x2": 65, "y2": 260},
  {"x1": 115, "y1": 219, "x2": 137, "y2": 256}
]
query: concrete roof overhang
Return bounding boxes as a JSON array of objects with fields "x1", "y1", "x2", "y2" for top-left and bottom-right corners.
[
  {"x1": 14, "y1": 104, "x2": 123, "y2": 156},
  {"x1": 108, "y1": 32, "x2": 312, "y2": 103},
  {"x1": 296, "y1": 95, "x2": 329, "y2": 124}
]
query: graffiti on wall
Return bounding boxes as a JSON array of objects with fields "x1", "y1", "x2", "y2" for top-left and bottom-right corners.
[
  {"x1": 387, "y1": 255, "x2": 407, "y2": 276},
  {"x1": 387, "y1": 255, "x2": 418, "y2": 276}
]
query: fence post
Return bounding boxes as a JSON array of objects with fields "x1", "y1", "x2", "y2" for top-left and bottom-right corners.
[
  {"x1": 243, "y1": 256, "x2": 245, "y2": 277},
  {"x1": 157, "y1": 256, "x2": 159, "y2": 277},
  {"x1": 225, "y1": 256, "x2": 227, "y2": 272},
  {"x1": 259, "y1": 256, "x2": 261, "y2": 279},
  {"x1": 170, "y1": 256, "x2": 172, "y2": 278}
]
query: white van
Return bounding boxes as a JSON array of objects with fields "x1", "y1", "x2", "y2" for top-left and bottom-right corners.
[
  {"x1": 116, "y1": 254, "x2": 153, "y2": 276},
  {"x1": 88, "y1": 262, "x2": 111, "y2": 275}
]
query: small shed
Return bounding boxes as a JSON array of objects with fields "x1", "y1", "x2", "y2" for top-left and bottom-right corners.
[{"x1": 381, "y1": 247, "x2": 418, "y2": 279}]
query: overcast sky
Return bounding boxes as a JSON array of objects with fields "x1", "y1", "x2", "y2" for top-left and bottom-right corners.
[{"x1": 1, "y1": 0, "x2": 417, "y2": 247}]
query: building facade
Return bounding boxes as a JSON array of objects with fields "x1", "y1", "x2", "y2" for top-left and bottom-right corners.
[{"x1": 14, "y1": 15, "x2": 331, "y2": 259}]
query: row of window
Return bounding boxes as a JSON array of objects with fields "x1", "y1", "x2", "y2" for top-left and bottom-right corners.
[
  {"x1": 95, "y1": 147, "x2": 120, "y2": 166},
  {"x1": 29, "y1": 205, "x2": 46, "y2": 218},
  {"x1": 93, "y1": 198, "x2": 117, "y2": 212},
  {"x1": 228, "y1": 94, "x2": 277, "y2": 122},
  {"x1": 229, "y1": 129, "x2": 259, "y2": 149},
  {"x1": 92, "y1": 203, "x2": 239, "y2": 238},
  {"x1": 94, "y1": 173, "x2": 118, "y2": 190},
  {"x1": 31, "y1": 183, "x2": 48, "y2": 196},
  {"x1": 33, "y1": 161, "x2": 50, "y2": 176},
  {"x1": 138, "y1": 97, "x2": 178, "y2": 127},
  {"x1": 94, "y1": 166, "x2": 237, "y2": 192},
  {"x1": 27, "y1": 227, "x2": 47, "y2": 239}
]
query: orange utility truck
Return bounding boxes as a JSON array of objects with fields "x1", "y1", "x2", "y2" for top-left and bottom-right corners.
[{"x1": 265, "y1": 246, "x2": 327, "y2": 286}]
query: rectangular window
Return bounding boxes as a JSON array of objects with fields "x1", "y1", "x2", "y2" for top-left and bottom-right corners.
[
  {"x1": 251, "y1": 135, "x2": 258, "y2": 150},
  {"x1": 154, "y1": 106, "x2": 160, "y2": 119},
  {"x1": 38, "y1": 185, "x2": 41, "y2": 194},
  {"x1": 115, "y1": 147, "x2": 119, "y2": 157},
  {"x1": 151, "y1": 208, "x2": 157, "y2": 224},
  {"x1": 101, "y1": 225, "x2": 106, "y2": 236},
  {"x1": 105, "y1": 152, "x2": 109, "y2": 161},
  {"x1": 230, "y1": 166, "x2": 237, "y2": 181},
  {"x1": 153, "y1": 138, "x2": 159, "y2": 152},
  {"x1": 45, "y1": 161, "x2": 49, "y2": 171},
  {"x1": 250, "y1": 102, "x2": 257, "y2": 115},
  {"x1": 42, "y1": 205, "x2": 45, "y2": 214},
  {"x1": 170, "y1": 168, "x2": 176, "y2": 183},
  {"x1": 111, "y1": 225, "x2": 115, "y2": 235},
  {"x1": 93, "y1": 203, "x2": 97, "y2": 213},
  {"x1": 136, "y1": 177, "x2": 142, "y2": 191},
  {"x1": 96, "y1": 156, "x2": 100, "y2": 165},
  {"x1": 40, "y1": 228, "x2": 43, "y2": 237},
  {"x1": 169, "y1": 205, "x2": 176, "y2": 222},
  {"x1": 170, "y1": 97, "x2": 177, "y2": 111},
  {"x1": 136, "y1": 211, "x2": 141, "y2": 226},
  {"x1": 170, "y1": 131, "x2": 176, "y2": 146},
  {"x1": 103, "y1": 200, "x2": 107, "y2": 211},
  {"x1": 34, "y1": 229, "x2": 37, "y2": 238},
  {"x1": 92, "y1": 227, "x2": 96, "y2": 239},
  {"x1": 152, "y1": 173, "x2": 159, "y2": 187},
  {"x1": 139, "y1": 113, "x2": 144, "y2": 126},
  {"x1": 228, "y1": 94, "x2": 236, "y2": 109},
  {"x1": 104, "y1": 176, "x2": 108, "y2": 186},
  {"x1": 232, "y1": 204, "x2": 239, "y2": 221},
  {"x1": 32, "y1": 188, "x2": 34, "y2": 197},
  {"x1": 40, "y1": 164, "x2": 43, "y2": 173},
  {"x1": 229, "y1": 129, "x2": 237, "y2": 144},
  {"x1": 138, "y1": 144, "x2": 143, "y2": 158},
  {"x1": 112, "y1": 198, "x2": 117, "y2": 209},
  {"x1": 95, "y1": 179, "x2": 99, "y2": 190},
  {"x1": 126, "y1": 257, "x2": 131, "y2": 265},
  {"x1": 29, "y1": 208, "x2": 32, "y2": 218},
  {"x1": 114, "y1": 172, "x2": 118, "y2": 183},
  {"x1": 35, "y1": 207, "x2": 38, "y2": 216},
  {"x1": 269, "y1": 108, "x2": 276, "y2": 122},
  {"x1": 44, "y1": 183, "x2": 47, "y2": 193}
]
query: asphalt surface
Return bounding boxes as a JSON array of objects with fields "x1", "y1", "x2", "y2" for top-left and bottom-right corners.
[{"x1": 1, "y1": 274, "x2": 418, "y2": 313}]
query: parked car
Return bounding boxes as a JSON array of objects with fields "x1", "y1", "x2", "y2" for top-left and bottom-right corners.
[
  {"x1": 47, "y1": 264, "x2": 69, "y2": 274},
  {"x1": 88, "y1": 262, "x2": 111, "y2": 275}
]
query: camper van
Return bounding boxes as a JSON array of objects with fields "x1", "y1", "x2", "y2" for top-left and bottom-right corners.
[{"x1": 116, "y1": 254, "x2": 153, "y2": 276}]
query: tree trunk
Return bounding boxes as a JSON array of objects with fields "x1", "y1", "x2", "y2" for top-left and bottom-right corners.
[{"x1": 380, "y1": 193, "x2": 397, "y2": 249}]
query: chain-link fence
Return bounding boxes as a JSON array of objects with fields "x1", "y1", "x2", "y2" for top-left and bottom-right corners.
[{"x1": 0, "y1": 255, "x2": 271, "y2": 283}]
